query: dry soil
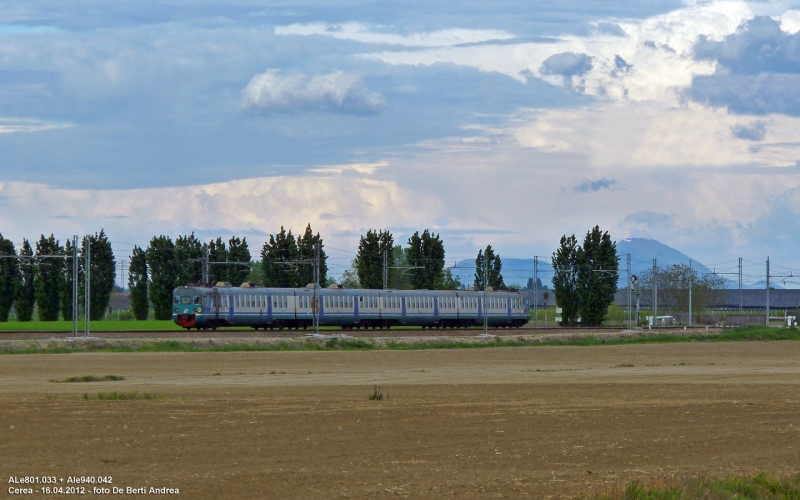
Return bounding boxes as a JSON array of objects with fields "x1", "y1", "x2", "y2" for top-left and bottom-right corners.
[{"x1": 2, "y1": 341, "x2": 800, "y2": 499}]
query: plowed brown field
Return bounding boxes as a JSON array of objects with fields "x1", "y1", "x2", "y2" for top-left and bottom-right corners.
[{"x1": 2, "y1": 341, "x2": 800, "y2": 499}]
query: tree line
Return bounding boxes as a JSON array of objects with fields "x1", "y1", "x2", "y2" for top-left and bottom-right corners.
[
  {"x1": 129, "y1": 233, "x2": 253, "y2": 320},
  {"x1": 0, "y1": 231, "x2": 116, "y2": 322},
  {"x1": 335, "y1": 230, "x2": 507, "y2": 292}
]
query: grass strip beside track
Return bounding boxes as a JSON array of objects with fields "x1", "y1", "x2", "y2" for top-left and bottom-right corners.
[
  {"x1": 0, "y1": 326, "x2": 797, "y2": 355},
  {"x1": 0, "y1": 320, "x2": 185, "y2": 331},
  {"x1": 587, "y1": 472, "x2": 800, "y2": 500}
]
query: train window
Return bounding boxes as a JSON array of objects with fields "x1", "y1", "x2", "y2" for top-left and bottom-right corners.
[{"x1": 180, "y1": 296, "x2": 191, "y2": 304}]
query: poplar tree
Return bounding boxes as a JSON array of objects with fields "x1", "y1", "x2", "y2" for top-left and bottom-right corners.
[
  {"x1": 227, "y1": 236, "x2": 251, "y2": 286},
  {"x1": 128, "y1": 246, "x2": 149, "y2": 320},
  {"x1": 34, "y1": 234, "x2": 64, "y2": 321},
  {"x1": 175, "y1": 233, "x2": 204, "y2": 286},
  {"x1": 551, "y1": 235, "x2": 581, "y2": 326},
  {"x1": 577, "y1": 226, "x2": 618, "y2": 327},
  {"x1": 208, "y1": 237, "x2": 228, "y2": 283},
  {"x1": 147, "y1": 235, "x2": 177, "y2": 320},
  {"x1": 260, "y1": 227, "x2": 298, "y2": 288},
  {"x1": 14, "y1": 239, "x2": 35, "y2": 321},
  {"x1": 83, "y1": 230, "x2": 116, "y2": 321},
  {"x1": 296, "y1": 224, "x2": 328, "y2": 286},
  {"x1": 406, "y1": 230, "x2": 445, "y2": 290},
  {"x1": 356, "y1": 230, "x2": 393, "y2": 289},
  {"x1": 60, "y1": 238, "x2": 76, "y2": 321},
  {"x1": 0, "y1": 234, "x2": 18, "y2": 321},
  {"x1": 474, "y1": 245, "x2": 504, "y2": 290}
]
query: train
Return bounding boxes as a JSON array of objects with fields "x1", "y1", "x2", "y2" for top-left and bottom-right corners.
[{"x1": 172, "y1": 283, "x2": 530, "y2": 330}]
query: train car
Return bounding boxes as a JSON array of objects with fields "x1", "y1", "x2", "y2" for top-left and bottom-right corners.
[{"x1": 172, "y1": 283, "x2": 530, "y2": 330}]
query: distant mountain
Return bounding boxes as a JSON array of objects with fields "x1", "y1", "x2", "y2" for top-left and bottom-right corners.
[
  {"x1": 617, "y1": 238, "x2": 713, "y2": 276},
  {"x1": 453, "y1": 238, "x2": 729, "y2": 289}
]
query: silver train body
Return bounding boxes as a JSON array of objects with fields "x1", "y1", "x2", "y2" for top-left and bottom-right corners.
[{"x1": 172, "y1": 285, "x2": 530, "y2": 330}]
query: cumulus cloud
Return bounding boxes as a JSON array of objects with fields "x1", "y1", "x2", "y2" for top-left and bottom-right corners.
[
  {"x1": 275, "y1": 22, "x2": 515, "y2": 47},
  {"x1": 241, "y1": 69, "x2": 385, "y2": 114},
  {"x1": 506, "y1": 102, "x2": 800, "y2": 167},
  {"x1": 574, "y1": 178, "x2": 616, "y2": 192},
  {"x1": 690, "y1": 72, "x2": 800, "y2": 115},
  {"x1": 540, "y1": 52, "x2": 594, "y2": 77},
  {"x1": 0, "y1": 164, "x2": 444, "y2": 257},
  {"x1": 694, "y1": 17, "x2": 800, "y2": 75},
  {"x1": 779, "y1": 10, "x2": 800, "y2": 35},
  {"x1": 365, "y1": 0, "x2": 751, "y2": 102},
  {"x1": 731, "y1": 120, "x2": 767, "y2": 140},
  {"x1": 688, "y1": 16, "x2": 800, "y2": 115}
]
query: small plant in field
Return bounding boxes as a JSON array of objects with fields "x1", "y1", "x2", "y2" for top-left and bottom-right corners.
[
  {"x1": 613, "y1": 364, "x2": 634, "y2": 368},
  {"x1": 211, "y1": 372, "x2": 221, "y2": 376},
  {"x1": 674, "y1": 362, "x2": 690, "y2": 366},
  {"x1": 50, "y1": 375, "x2": 125, "y2": 383},
  {"x1": 367, "y1": 385, "x2": 386, "y2": 400},
  {"x1": 82, "y1": 392, "x2": 164, "y2": 400}
]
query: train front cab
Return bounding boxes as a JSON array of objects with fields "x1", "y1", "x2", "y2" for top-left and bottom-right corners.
[{"x1": 173, "y1": 287, "x2": 207, "y2": 328}]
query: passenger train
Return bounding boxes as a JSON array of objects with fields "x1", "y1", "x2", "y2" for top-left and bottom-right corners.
[{"x1": 172, "y1": 283, "x2": 530, "y2": 330}]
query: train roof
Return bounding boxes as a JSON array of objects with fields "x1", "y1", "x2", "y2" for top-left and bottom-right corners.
[{"x1": 174, "y1": 285, "x2": 525, "y2": 296}]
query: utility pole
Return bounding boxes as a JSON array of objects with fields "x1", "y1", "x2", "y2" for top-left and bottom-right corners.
[
  {"x1": 382, "y1": 250, "x2": 388, "y2": 290},
  {"x1": 627, "y1": 253, "x2": 632, "y2": 330},
  {"x1": 652, "y1": 258, "x2": 658, "y2": 327},
  {"x1": 72, "y1": 235, "x2": 78, "y2": 338},
  {"x1": 766, "y1": 257, "x2": 770, "y2": 327},
  {"x1": 313, "y1": 243, "x2": 320, "y2": 335},
  {"x1": 483, "y1": 256, "x2": 488, "y2": 335},
  {"x1": 84, "y1": 235, "x2": 90, "y2": 337},
  {"x1": 688, "y1": 260, "x2": 692, "y2": 327},
  {"x1": 739, "y1": 257, "x2": 743, "y2": 313},
  {"x1": 533, "y1": 256, "x2": 538, "y2": 328},
  {"x1": 118, "y1": 260, "x2": 127, "y2": 290}
]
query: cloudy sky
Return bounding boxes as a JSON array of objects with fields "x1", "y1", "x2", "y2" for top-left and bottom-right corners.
[{"x1": 2, "y1": 0, "x2": 800, "y2": 281}]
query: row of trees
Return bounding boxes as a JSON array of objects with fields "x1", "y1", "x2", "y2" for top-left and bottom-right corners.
[
  {"x1": 552, "y1": 226, "x2": 619, "y2": 327},
  {"x1": 129, "y1": 225, "x2": 328, "y2": 320},
  {"x1": 340, "y1": 229, "x2": 465, "y2": 290},
  {"x1": 129, "y1": 233, "x2": 252, "y2": 320},
  {"x1": 260, "y1": 224, "x2": 328, "y2": 288},
  {"x1": 0, "y1": 231, "x2": 116, "y2": 322}
]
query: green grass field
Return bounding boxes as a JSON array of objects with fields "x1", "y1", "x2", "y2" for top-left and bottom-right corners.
[
  {"x1": 588, "y1": 472, "x2": 800, "y2": 499},
  {"x1": 0, "y1": 320, "x2": 185, "y2": 331}
]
